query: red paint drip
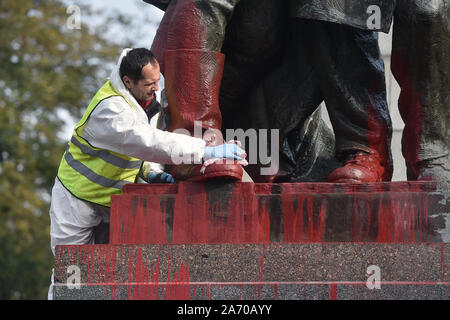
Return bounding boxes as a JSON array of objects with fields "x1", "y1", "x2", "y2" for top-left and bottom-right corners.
[
  {"x1": 282, "y1": 190, "x2": 327, "y2": 243},
  {"x1": 112, "y1": 196, "x2": 168, "y2": 244},
  {"x1": 367, "y1": 97, "x2": 392, "y2": 181},
  {"x1": 282, "y1": 194, "x2": 306, "y2": 242},
  {"x1": 329, "y1": 283, "x2": 338, "y2": 300},
  {"x1": 110, "y1": 182, "x2": 434, "y2": 245},
  {"x1": 171, "y1": 183, "x2": 272, "y2": 244},
  {"x1": 165, "y1": 264, "x2": 191, "y2": 300},
  {"x1": 374, "y1": 193, "x2": 429, "y2": 243}
]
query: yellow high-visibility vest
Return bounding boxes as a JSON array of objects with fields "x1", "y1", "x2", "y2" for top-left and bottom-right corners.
[{"x1": 57, "y1": 81, "x2": 143, "y2": 207}]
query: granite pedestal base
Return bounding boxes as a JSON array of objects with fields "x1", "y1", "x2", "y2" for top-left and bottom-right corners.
[{"x1": 53, "y1": 181, "x2": 450, "y2": 300}]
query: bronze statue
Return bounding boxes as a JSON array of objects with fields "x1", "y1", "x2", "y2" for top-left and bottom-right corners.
[
  {"x1": 295, "y1": 0, "x2": 450, "y2": 183},
  {"x1": 391, "y1": 1, "x2": 449, "y2": 183},
  {"x1": 144, "y1": 0, "x2": 449, "y2": 184}
]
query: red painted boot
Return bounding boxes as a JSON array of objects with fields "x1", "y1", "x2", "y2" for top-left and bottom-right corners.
[
  {"x1": 327, "y1": 151, "x2": 388, "y2": 183},
  {"x1": 164, "y1": 49, "x2": 243, "y2": 182}
]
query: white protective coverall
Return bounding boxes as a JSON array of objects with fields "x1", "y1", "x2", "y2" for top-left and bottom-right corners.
[{"x1": 48, "y1": 49, "x2": 206, "y2": 299}]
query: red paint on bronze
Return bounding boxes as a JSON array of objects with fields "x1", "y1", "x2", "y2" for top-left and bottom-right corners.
[
  {"x1": 367, "y1": 98, "x2": 392, "y2": 181},
  {"x1": 151, "y1": 0, "x2": 206, "y2": 72}
]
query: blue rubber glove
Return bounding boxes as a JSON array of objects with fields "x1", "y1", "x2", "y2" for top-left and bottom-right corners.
[
  {"x1": 203, "y1": 144, "x2": 246, "y2": 161},
  {"x1": 147, "y1": 172, "x2": 175, "y2": 184}
]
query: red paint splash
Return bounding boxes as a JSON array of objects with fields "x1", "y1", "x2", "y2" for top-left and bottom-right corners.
[
  {"x1": 53, "y1": 181, "x2": 443, "y2": 300},
  {"x1": 329, "y1": 283, "x2": 338, "y2": 300},
  {"x1": 112, "y1": 182, "x2": 436, "y2": 244}
]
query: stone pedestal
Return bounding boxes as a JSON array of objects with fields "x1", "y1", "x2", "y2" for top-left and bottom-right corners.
[{"x1": 53, "y1": 181, "x2": 450, "y2": 300}]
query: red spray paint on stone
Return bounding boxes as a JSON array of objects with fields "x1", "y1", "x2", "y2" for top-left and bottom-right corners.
[
  {"x1": 110, "y1": 195, "x2": 169, "y2": 244},
  {"x1": 329, "y1": 283, "x2": 338, "y2": 300},
  {"x1": 60, "y1": 245, "x2": 190, "y2": 300},
  {"x1": 52, "y1": 181, "x2": 444, "y2": 300},
  {"x1": 281, "y1": 194, "x2": 306, "y2": 242}
]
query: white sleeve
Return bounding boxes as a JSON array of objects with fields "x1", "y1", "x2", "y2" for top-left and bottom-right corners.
[
  {"x1": 81, "y1": 96, "x2": 206, "y2": 164},
  {"x1": 142, "y1": 112, "x2": 164, "y2": 174}
]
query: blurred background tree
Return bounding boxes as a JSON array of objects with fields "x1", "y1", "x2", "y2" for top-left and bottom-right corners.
[{"x1": 0, "y1": 0, "x2": 159, "y2": 299}]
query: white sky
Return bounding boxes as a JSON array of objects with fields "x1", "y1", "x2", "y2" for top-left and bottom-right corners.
[{"x1": 63, "y1": 0, "x2": 164, "y2": 46}]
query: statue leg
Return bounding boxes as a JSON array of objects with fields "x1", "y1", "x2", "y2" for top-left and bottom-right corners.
[
  {"x1": 242, "y1": 18, "x2": 338, "y2": 182},
  {"x1": 151, "y1": 0, "x2": 243, "y2": 181},
  {"x1": 310, "y1": 21, "x2": 393, "y2": 183},
  {"x1": 219, "y1": 1, "x2": 317, "y2": 182},
  {"x1": 391, "y1": 0, "x2": 450, "y2": 183}
]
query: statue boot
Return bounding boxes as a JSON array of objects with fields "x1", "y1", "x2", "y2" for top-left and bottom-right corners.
[
  {"x1": 305, "y1": 21, "x2": 393, "y2": 183},
  {"x1": 328, "y1": 150, "x2": 390, "y2": 183}
]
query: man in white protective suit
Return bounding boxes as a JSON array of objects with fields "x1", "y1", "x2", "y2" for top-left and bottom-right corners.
[{"x1": 47, "y1": 48, "x2": 246, "y2": 299}]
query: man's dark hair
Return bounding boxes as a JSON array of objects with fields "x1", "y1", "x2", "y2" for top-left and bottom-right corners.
[{"x1": 119, "y1": 48, "x2": 158, "y2": 83}]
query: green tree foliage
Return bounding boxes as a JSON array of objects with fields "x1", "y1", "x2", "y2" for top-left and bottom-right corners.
[{"x1": 0, "y1": 0, "x2": 132, "y2": 299}]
